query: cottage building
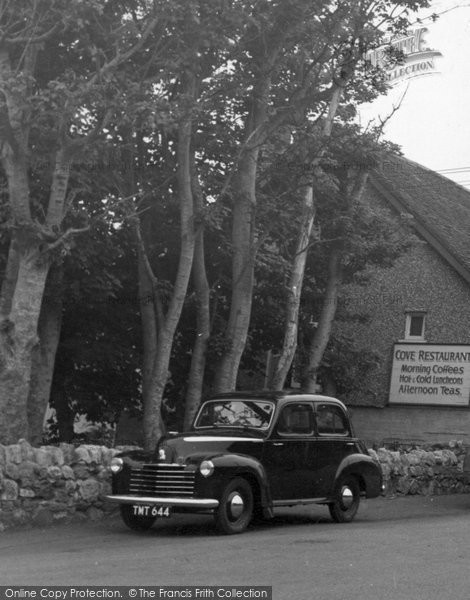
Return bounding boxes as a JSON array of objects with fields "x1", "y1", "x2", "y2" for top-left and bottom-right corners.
[{"x1": 338, "y1": 154, "x2": 470, "y2": 445}]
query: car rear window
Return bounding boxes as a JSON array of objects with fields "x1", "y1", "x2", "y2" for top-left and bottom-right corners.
[
  {"x1": 277, "y1": 403, "x2": 314, "y2": 435},
  {"x1": 316, "y1": 403, "x2": 350, "y2": 436}
]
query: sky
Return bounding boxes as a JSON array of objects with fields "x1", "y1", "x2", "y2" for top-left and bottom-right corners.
[{"x1": 359, "y1": 1, "x2": 470, "y2": 188}]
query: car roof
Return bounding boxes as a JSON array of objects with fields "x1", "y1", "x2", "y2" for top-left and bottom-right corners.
[{"x1": 205, "y1": 391, "x2": 348, "y2": 410}]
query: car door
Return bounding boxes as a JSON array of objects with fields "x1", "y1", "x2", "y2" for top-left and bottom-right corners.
[
  {"x1": 311, "y1": 402, "x2": 356, "y2": 496},
  {"x1": 262, "y1": 402, "x2": 316, "y2": 500}
]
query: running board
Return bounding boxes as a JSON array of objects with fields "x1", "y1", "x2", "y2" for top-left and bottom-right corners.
[{"x1": 272, "y1": 497, "x2": 328, "y2": 507}]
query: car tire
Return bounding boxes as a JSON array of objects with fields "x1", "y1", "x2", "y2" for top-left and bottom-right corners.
[
  {"x1": 214, "y1": 477, "x2": 254, "y2": 534},
  {"x1": 120, "y1": 505, "x2": 156, "y2": 531},
  {"x1": 328, "y1": 476, "x2": 360, "y2": 523}
]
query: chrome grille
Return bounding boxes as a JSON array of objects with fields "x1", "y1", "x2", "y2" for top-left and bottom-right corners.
[{"x1": 129, "y1": 464, "x2": 195, "y2": 497}]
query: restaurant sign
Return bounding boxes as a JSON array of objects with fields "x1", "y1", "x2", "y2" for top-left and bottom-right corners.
[
  {"x1": 389, "y1": 343, "x2": 470, "y2": 406},
  {"x1": 367, "y1": 27, "x2": 442, "y2": 85}
]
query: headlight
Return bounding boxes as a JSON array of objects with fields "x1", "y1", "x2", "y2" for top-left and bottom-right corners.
[
  {"x1": 109, "y1": 457, "x2": 124, "y2": 474},
  {"x1": 199, "y1": 460, "x2": 214, "y2": 478}
]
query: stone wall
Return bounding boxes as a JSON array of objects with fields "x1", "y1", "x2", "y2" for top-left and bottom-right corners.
[
  {"x1": 0, "y1": 440, "x2": 469, "y2": 530},
  {"x1": 369, "y1": 441, "x2": 470, "y2": 496},
  {"x1": 0, "y1": 440, "x2": 120, "y2": 531}
]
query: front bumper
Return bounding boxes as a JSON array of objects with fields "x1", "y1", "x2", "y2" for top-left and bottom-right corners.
[{"x1": 105, "y1": 494, "x2": 219, "y2": 509}]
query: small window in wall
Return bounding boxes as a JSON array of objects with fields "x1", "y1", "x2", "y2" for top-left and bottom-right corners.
[{"x1": 404, "y1": 311, "x2": 426, "y2": 341}]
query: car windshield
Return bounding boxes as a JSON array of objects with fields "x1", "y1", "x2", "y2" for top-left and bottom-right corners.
[{"x1": 194, "y1": 399, "x2": 274, "y2": 430}]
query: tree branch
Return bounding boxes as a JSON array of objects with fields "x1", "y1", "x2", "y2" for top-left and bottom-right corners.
[
  {"x1": 86, "y1": 14, "x2": 160, "y2": 89},
  {"x1": 42, "y1": 226, "x2": 90, "y2": 254},
  {"x1": 5, "y1": 22, "x2": 61, "y2": 45}
]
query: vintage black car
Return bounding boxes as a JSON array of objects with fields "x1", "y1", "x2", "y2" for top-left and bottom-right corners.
[{"x1": 106, "y1": 392, "x2": 382, "y2": 534}]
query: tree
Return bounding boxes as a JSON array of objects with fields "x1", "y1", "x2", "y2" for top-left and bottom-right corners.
[
  {"x1": 249, "y1": 0, "x2": 429, "y2": 391},
  {"x1": 301, "y1": 169, "x2": 369, "y2": 391},
  {"x1": 299, "y1": 127, "x2": 413, "y2": 391},
  {"x1": 182, "y1": 163, "x2": 212, "y2": 430},
  {"x1": 0, "y1": 0, "x2": 432, "y2": 446},
  {"x1": 137, "y1": 0, "x2": 431, "y2": 436},
  {"x1": 211, "y1": 0, "x2": 430, "y2": 393},
  {"x1": 0, "y1": 0, "x2": 159, "y2": 443}
]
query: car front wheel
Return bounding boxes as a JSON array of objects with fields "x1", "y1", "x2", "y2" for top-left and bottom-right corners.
[
  {"x1": 328, "y1": 476, "x2": 360, "y2": 523},
  {"x1": 214, "y1": 477, "x2": 254, "y2": 534},
  {"x1": 120, "y1": 505, "x2": 156, "y2": 531}
]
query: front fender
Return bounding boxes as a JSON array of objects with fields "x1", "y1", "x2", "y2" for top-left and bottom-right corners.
[
  {"x1": 335, "y1": 454, "x2": 383, "y2": 498},
  {"x1": 197, "y1": 453, "x2": 271, "y2": 513}
]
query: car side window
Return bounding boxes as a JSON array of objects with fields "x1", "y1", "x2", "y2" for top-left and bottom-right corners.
[
  {"x1": 277, "y1": 403, "x2": 314, "y2": 436},
  {"x1": 316, "y1": 403, "x2": 350, "y2": 436}
]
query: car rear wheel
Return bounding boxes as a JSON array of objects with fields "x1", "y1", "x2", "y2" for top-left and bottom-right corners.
[
  {"x1": 214, "y1": 477, "x2": 254, "y2": 534},
  {"x1": 328, "y1": 476, "x2": 360, "y2": 523},
  {"x1": 120, "y1": 505, "x2": 156, "y2": 531}
]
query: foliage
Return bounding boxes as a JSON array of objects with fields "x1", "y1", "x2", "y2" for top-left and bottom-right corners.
[
  {"x1": 49, "y1": 221, "x2": 142, "y2": 433},
  {"x1": 0, "y1": 0, "x2": 432, "y2": 440},
  {"x1": 319, "y1": 331, "x2": 382, "y2": 400}
]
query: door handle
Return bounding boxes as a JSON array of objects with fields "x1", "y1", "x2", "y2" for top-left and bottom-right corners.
[{"x1": 273, "y1": 442, "x2": 284, "y2": 446}]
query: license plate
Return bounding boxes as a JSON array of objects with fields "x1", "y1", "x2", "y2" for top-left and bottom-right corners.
[{"x1": 132, "y1": 504, "x2": 172, "y2": 518}]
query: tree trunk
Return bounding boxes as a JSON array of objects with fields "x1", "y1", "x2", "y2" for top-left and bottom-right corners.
[
  {"x1": 144, "y1": 214, "x2": 195, "y2": 448},
  {"x1": 0, "y1": 232, "x2": 21, "y2": 318},
  {"x1": 301, "y1": 169, "x2": 369, "y2": 394},
  {"x1": 301, "y1": 246, "x2": 342, "y2": 392},
  {"x1": 213, "y1": 70, "x2": 272, "y2": 393},
  {"x1": 0, "y1": 240, "x2": 50, "y2": 443},
  {"x1": 270, "y1": 184, "x2": 315, "y2": 390},
  {"x1": 0, "y1": 150, "x2": 71, "y2": 444},
  {"x1": 137, "y1": 246, "x2": 158, "y2": 423},
  {"x1": 27, "y1": 265, "x2": 64, "y2": 445},
  {"x1": 213, "y1": 185, "x2": 255, "y2": 392},
  {"x1": 142, "y1": 73, "x2": 196, "y2": 451},
  {"x1": 183, "y1": 212, "x2": 210, "y2": 430},
  {"x1": 267, "y1": 80, "x2": 346, "y2": 392}
]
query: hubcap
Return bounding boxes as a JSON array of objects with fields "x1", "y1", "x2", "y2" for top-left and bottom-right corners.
[
  {"x1": 228, "y1": 492, "x2": 244, "y2": 520},
  {"x1": 340, "y1": 486, "x2": 354, "y2": 510}
]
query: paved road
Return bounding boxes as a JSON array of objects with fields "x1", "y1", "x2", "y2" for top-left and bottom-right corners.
[{"x1": 1, "y1": 494, "x2": 469, "y2": 600}]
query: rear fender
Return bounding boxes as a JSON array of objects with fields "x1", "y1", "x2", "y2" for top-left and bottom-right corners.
[{"x1": 334, "y1": 454, "x2": 383, "y2": 498}]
